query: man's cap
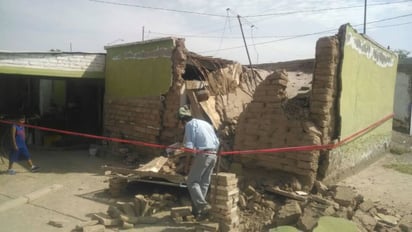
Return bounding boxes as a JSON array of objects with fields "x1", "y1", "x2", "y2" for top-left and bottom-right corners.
[{"x1": 177, "y1": 105, "x2": 192, "y2": 119}]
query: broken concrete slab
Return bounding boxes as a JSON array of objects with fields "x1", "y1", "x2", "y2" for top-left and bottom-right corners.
[
  {"x1": 358, "y1": 199, "x2": 375, "y2": 212},
  {"x1": 352, "y1": 210, "x2": 377, "y2": 231},
  {"x1": 376, "y1": 213, "x2": 400, "y2": 226},
  {"x1": 399, "y1": 214, "x2": 412, "y2": 232},
  {"x1": 276, "y1": 200, "x2": 302, "y2": 226},
  {"x1": 333, "y1": 186, "x2": 357, "y2": 207},
  {"x1": 82, "y1": 224, "x2": 105, "y2": 232},
  {"x1": 297, "y1": 207, "x2": 319, "y2": 231}
]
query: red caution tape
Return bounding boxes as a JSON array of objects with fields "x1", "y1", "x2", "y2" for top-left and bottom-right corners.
[{"x1": 0, "y1": 113, "x2": 393, "y2": 156}]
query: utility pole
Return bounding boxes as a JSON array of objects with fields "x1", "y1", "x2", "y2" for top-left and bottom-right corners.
[
  {"x1": 363, "y1": 0, "x2": 367, "y2": 34},
  {"x1": 142, "y1": 26, "x2": 145, "y2": 41},
  {"x1": 237, "y1": 15, "x2": 255, "y2": 79}
]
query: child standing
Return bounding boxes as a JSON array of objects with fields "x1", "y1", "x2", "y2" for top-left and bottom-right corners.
[{"x1": 7, "y1": 115, "x2": 39, "y2": 175}]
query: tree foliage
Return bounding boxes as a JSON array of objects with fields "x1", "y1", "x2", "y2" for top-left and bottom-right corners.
[{"x1": 394, "y1": 49, "x2": 411, "y2": 60}]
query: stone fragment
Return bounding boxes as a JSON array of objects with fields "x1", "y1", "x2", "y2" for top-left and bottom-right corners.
[
  {"x1": 75, "y1": 220, "x2": 99, "y2": 230},
  {"x1": 107, "y1": 205, "x2": 122, "y2": 219},
  {"x1": 83, "y1": 224, "x2": 105, "y2": 232},
  {"x1": 359, "y1": 199, "x2": 375, "y2": 212},
  {"x1": 171, "y1": 206, "x2": 192, "y2": 218},
  {"x1": 276, "y1": 200, "x2": 302, "y2": 226},
  {"x1": 47, "y1": 220, "x2": 66, "y2": 228},
  {"x1": 297, "y1": 207, "x2": 319, "y2": 231},
  {"x1": 399, "y1": 214, "x2": 412, "y2": 232},
  {"x1": 196, "y1": 222, "x2": 220, "y2": 232},
  {"x1": 333, "y1": 186, "x2": 356, "y2": 207},
  {"x1": 314, "y1": 181, "x2": 329, "y2": 195},
  {"x1": 93, "y1": 212, "x2": 122, "y2": 226},
  {"x1": 116, "y1": 201, "x2": 136, "y2": 217},
  {"x1": 353, "y1": 210, "x2": 377, "y2": 231},
  {"x1": 376, "y1": 213, "x2": 399, "y2": 226},
  {"x1": 310, "y1": 195, "x2": 340, "y2": 208}
]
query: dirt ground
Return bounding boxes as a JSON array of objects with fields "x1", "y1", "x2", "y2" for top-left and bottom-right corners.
[
  {"x1": 339, "y1": 131, "x2": 412, "y2": 217},
  {"x1": 0, "y1": 131, "x2": 411, "y2": 231}
]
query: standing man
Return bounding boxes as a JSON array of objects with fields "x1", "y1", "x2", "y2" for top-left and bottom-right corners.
[{"x1": 177, "y1": 105, "x2": 219, "y2": 219}]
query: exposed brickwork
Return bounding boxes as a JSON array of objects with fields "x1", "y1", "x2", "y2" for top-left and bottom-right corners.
[
  {"x1": 233, "y1": 70, "x2": 320, "y2": 188},
  {"x1": 103, "y1": 96, "x2": 163, "y2": 155},
  {"x1": 310, "y1": 36, "x2": 340, "y2": 144},
  {"x1": 159, "y1": 38, "x2": 187, "y2": 145}
]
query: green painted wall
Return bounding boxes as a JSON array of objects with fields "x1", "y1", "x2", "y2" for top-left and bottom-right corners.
[
  {"x1": 339, "y1": 25, "x2": 398, "y2": 138},
  {"x1": 105, "y1": 39, "x2": 175, "y2": 97}
]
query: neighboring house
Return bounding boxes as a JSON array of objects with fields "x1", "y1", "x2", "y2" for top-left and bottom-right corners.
[
  {"x1": 0, "y1": 52, "x2": 105, "y2": 144},
  {"x1": 393, "y1": 57, "x2": 412, "y2": 133}
]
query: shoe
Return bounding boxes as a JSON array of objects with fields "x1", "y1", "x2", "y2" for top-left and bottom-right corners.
[
  {"x1": 200, "y1": 204, "x2": 212, "y2": 213},
  {"x1": 7, "y1": 169, "x2": 16, "y2": 175},
  {"x1": 31, "y1": 166, "x2": 40, "y2": 172},
  {"x1": 195, "y1": 213, "x2": 208, "y2": 222}
]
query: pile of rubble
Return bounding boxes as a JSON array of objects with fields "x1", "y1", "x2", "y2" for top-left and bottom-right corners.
[
  {"x1": 236, "y1": 180, "x2": 412, "y2": 232},
  {"x1": 75, "y1": 173, "x2": 412, "y2": 232}
]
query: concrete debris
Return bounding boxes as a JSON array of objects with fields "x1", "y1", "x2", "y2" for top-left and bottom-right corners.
[
  {"x1": 375, "y1": 213, "x2": 400, "y2": 226},
  {"x1": 333, "y1": 186, "x2": 357, "y2": 207},
  {"x1": 94, "y1": 170, "x2": 405, "y2": 232},
  {"x1": 82, "y1": 224, "x2": 105, "y2": 232},
  {"x1": 74, "y1": 220, "x2": 99, "y2": 231},
  {"x1": 276, "y1": 200, "x2": 302, "y2": 226},
  {"x1": 47, "y1": 219, "x2": 66, "y2": 228},
  {"x1": 399, "y1": 214, "x2": 412, "y2": 232}
]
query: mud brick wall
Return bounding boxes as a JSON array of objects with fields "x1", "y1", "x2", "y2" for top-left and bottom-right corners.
[
  {"x1": 234, "y1": 70, "x2": 320, "y2": 189},
  {"x1": 159, "y1": 39, "x2": 187, "y2": 145},
  {"x1": 310, "y1": 36, "x2": 340, "y2": 144},
  {"x1": 103, "y1": 97, "x2": 163, "y2": 155},
  {"x1": 309, "y1": 36, "x2": 340, "y2": 179}
]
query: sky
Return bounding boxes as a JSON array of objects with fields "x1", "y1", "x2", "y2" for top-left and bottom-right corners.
[{"x1": 0, "y1": 0, "x2": 411, "y2": 64}]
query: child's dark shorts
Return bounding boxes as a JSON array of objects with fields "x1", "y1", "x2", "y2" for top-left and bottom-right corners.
[{"x1": 9, "y1": 146, "x2": 31, "y2": 162}]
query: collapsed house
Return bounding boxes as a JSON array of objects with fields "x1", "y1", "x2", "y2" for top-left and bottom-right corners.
[{"x1": 103, "y1": 23, "x2": 398, "y2": 190}]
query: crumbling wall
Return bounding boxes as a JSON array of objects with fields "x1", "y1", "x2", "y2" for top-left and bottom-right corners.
[
  {"x1": 321, "y1": 24, "x2": 398, "y2": 184},
  {"x1": 310, "y1": 36, "x2": 340, "y2": 179},
  {"x1": 159, "y1": 39, "x2": 187, "y2": 145},
  {"x1": 233, "y1": 70, "x2": 320, "y2": 190}
]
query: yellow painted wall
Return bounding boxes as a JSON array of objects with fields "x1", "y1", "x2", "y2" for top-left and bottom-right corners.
[
  {"x1": 339, "y1": 25, "x2": 398, "y2": 138},
  {"x1": 105, "y1": 38, "x2": 175, "y2": 97}
]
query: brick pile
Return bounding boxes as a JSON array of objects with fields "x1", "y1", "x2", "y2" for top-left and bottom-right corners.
[
  {"x1": 233, "y1": 70, "x2": 321, "y2": 189},
  {"x1": 209, "y1": 172, "x2": 240, "y2": 232}
]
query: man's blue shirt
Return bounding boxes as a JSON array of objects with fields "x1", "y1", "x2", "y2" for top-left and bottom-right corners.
[{"x1": 183, "y1": 118, "x2": 219, "y2": 151}]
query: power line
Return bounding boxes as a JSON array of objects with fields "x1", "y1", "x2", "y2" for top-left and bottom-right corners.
[
  {"x1": 199, "y1": 12, "x2": 412, "y2": 54},
  {"x1": 148, "y1": 12, "x2": 412, "y2": 40},
  {"x1": 90, "y1": 0, "x2": 412, "y2": 19},
  {"x1": 243, "y1": 0, "x2": 412, "y2": 18},
  {"x1": 89, "y1": 0, "x2": 228, "y2": 17}
]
